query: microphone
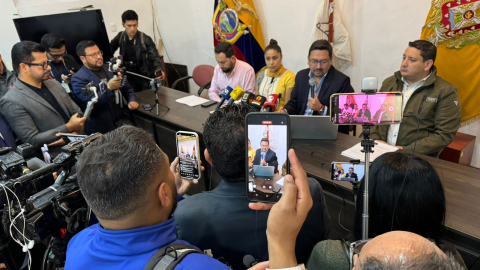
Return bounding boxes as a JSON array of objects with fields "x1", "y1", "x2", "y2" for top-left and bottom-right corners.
[
  {"x1": 243, "y1": 255, "x2": 258, "y2": 268},
  {"x1": 226, "y1": 86, "x2": 245, "y2": 105},
  {"x1": 361, "y1": 77, "x2": 378, "y2": 93},
  {"x1": 250, "y1": 95, "x2": 267, "y2": 112},
  {"x1": 215, "y1": 86, "x2": 234, "y2": 111},
  {"x1": 240, "y1": 92, "x2": 255, "y2": 104},
  {"x1": 309, "y1": 78, "x2": 316, "y2": 98},
  {"x1": 263, "y1": 93, "x2": 281, "y2": 112}
]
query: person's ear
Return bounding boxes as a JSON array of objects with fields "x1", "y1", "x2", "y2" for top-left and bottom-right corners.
[
  {"x1": 80, "y1": 56, "x2": 86, "y2": 64},
  {"x1": 158, "y1": 182, "x2": 172, "y2": 208},
  {"x1": 204, "y1": 149, "x2": 213, "y2": 167},
  {"x1": 122, "y1": 23, "x2": 126, "y2": 29},
  {"x1": 424, "y1": 59, "x2": 433, "y2": 71}
]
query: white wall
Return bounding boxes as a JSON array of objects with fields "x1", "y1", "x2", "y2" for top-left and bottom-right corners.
[{"x1": 0, "y1": 0, "x2": 478, "y2": 167}]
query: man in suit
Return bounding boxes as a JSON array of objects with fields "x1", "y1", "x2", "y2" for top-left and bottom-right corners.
[
  {"x1": 252, "y1": 138, "x2": 278, "y2": 171},
  {"x1": 358, "y1": 103, "x2": 371, "y2": 121},
  {"x1": 0, "y1": 41, "x2": 85, "y2": 156},
  {"x1": 72, "y1": 40, "x2": 138, "y2": 135},
  {"x1": 373, "y1": 104, "x2": 392, "y2": 123},
  {"x1": 346, "y1": 167, "x2": 358, "y2": 181},
  {"x1": 0, "y1": 53, "x2": 16, "y2": 99},
  {"x1": 174, "y1": 104, "x2": 330, "y2": 270},
  {"x1": 283, "y1": 40, "x2": 354, "y2": 116}
]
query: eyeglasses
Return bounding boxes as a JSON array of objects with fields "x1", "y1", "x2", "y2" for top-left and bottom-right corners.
[
  {"x1": 85, "y1": 51, "x2": 103, "y2": 58},
  {"x1": 309, "y1": 59, "x2": 329, "y2": 66},
  {"x1": 48, "y1": 51, "x2": 67, "y2": 59},
  {"x1": 23, "y1": 60, "x2": 51, "y2": 70}
]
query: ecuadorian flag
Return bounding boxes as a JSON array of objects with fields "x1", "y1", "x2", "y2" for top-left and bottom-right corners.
[{"x1": 213, "y1": 0, "x2": 266, "y2": 73}]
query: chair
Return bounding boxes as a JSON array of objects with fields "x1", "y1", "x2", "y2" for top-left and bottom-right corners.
[{"x1": 171, "y1": 65, "x2": 215, "y2": 96}]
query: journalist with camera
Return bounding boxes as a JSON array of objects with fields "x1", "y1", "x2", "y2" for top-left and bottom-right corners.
[{"x1": 110, "y1": 10, "x2": 165, "y2": 92}]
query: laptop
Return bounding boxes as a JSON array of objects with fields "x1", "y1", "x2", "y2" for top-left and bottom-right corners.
[
  {"x1": 253, "y1": 165, "x2": 275, "y2": 177},
  {"x1": 290, "y1": 116, "x2": 338, "y2": 140}
]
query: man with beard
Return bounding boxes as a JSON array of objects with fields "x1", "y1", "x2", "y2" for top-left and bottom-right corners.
[
  {"x1": 72, "y1": 40, "x2": 138, "y2": 135},
  {"x1": 208, "y1": 42, "x2": 255, "y2": 102},
  {"x1": 0, "y1": 41, "x2": 85, "y2": 156},
  {"x1": 282, "y1": 40, "x2": 354, "y2": 116},
  {"x1": 65, "y1": 126, "x2": 233, "y2": 270}
]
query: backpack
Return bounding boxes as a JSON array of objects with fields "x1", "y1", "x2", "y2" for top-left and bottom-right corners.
[{"x1": 143, "y1": 244, "x2": 203, "y2": 270}]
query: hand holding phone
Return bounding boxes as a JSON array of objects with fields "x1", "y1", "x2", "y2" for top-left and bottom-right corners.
[
  {"x1": 246, "y1": 113, "x2": 290, "y2": 203},
  {"x1": 176, "y1": 131, "x2": 201, "y2": 181}
]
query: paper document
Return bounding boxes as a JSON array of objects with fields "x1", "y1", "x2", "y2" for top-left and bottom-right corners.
[
  {"x1": 341, "y1": 142, "x2": 399, "y2": 162},
  {"x1": 175, "y1": 95, "x2": 210, "y2": 107}
]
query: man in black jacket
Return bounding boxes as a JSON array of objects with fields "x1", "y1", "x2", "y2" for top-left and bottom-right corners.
[
  {"x1": 41, "y1": 33, "x2": 81, "y2": 105},
  {"x1": 174, "y1": 104, "x2": 330, "y2": 270},
  {"x1": 283, "y1": 40, "x2": 354, "y2": 116},
  {"x1": 110, "y1": 10, "x2": 164, "y2": 92}
]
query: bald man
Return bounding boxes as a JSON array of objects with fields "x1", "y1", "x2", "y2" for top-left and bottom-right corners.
[{"x1": 352, "y1": 231, "x2": 464, "y2": 269}]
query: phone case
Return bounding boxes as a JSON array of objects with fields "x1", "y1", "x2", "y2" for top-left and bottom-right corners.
[{"x1": 176, "y1": 131, "x2": 201, "y2": 181}]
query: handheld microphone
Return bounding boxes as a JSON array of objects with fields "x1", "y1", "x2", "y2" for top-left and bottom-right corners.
[
  {"x1": 361, "y1": 77, "x2": 378, "y2": 93},
  {"x1": 240, "y1": 92, "x2": 255, "y2": 104},
  {"x1": 243, "y1": 255, "x2": 258, "y2": 268},
  {"x1": 309, "y1": 78, "x2": 316, "y2": 98},
  {"x1": 263, "y1": 93, "x2": 281, "y2": 112},
  {"x1": 226, "y1": 86, "x2": 245, "y2": 105},
  {"x1": 250, "y1": 95, "x2": 267, "y2": 112},
  {"x1": 215, "y1": 86, "x2": 234, "y2": 111}
]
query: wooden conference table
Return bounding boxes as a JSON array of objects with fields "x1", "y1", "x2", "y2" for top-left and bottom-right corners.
[{"x1": 131, "y1": 87, "x2": 480, "y2": 265}]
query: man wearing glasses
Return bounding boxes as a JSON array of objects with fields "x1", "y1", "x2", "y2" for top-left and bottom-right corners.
[
  {"x1": 0, "y1": 41, "x2": 85, "y2": 156},
  {"x1": 41, "y1": 34, "x2": 80, "y2": 86},
  {"x1": 71, "y1": 40, "x2": 138, "y2": 135},
  {"x1": 282, "y1": 40, "x2": 354, "y2": 117}
]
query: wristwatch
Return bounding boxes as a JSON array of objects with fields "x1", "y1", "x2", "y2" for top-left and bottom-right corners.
[{"x1": 267, "y1": 264, "x2": 306, "y2": 270}]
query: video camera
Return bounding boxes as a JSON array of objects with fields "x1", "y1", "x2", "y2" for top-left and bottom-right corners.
[{"x1": 0, "y1": 133, "x2": 102, "y2": 269}]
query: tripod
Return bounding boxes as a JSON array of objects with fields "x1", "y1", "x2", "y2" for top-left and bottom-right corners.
[
  {"x1": 125, "y1": 71, "x2": 170, "y2": 115},
  {"x1": 360, "y1": 124, "x2": 375, "y2": 239}
]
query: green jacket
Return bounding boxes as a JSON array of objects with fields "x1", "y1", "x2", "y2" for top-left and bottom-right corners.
[{"x1": 370, "y1": 67, "x2": 461, "y2": 155}]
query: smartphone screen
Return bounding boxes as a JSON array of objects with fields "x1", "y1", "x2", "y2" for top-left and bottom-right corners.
[
  {"x1": 176, "y1": 131, "x2": 201, "y2": 180},
  {"x1": 330, "y1": 93, "x2": 403, "y2": 125},
  {"x1": 246, "y1": 113, "x2": 289, "y2": 203},
  {"x1": 331, "y1": 162, "x2": 365, "y2": 182},
  {"x1": 61, "y1": 134, "x2": 87, "y2": 143}
]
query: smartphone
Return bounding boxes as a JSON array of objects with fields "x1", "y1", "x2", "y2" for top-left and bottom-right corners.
[
  {"x1": 176, "y1": 131, "x2": 201, "y2": 180},
  {"x1": 331, "y1": 162, "x2": 365, "y2": 182},
  {"x1": 330, "y1": 93, "x2": 404, "y2": 125},
  {"x1": 61, "y1": 134, "x2": 87, "y2": 143},
  {"x1": 201, "y1": 100, "x2": 217, "y2": 107},
  {"x1": 143, "y1": 104, "x2": 153, "y2": 111},
  {"x1": 246, "y1": 113, "x2": 290, "y2": 203}
]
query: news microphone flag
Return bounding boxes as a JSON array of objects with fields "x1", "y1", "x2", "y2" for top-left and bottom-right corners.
[
  {"x1": 241, "y1": 92, "x2": 255, "y2": 104},
  {"x1": 227, "y1": 86, "x2": 245, "y2": 105},
  {"x1": 215, "y1": 86, "x2": 234, "y2": 111},
  {"x1": 250, "y1": 95, "x2": 266, "y2": 111},
  {"x1": 213, "y1": 0, "x2": 266, "y2": 73},
  {"x1": 263, "y1": 94, "x2": 281, "y2": 112}
]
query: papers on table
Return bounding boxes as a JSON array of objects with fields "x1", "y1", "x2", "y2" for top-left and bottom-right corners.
[
  {"x1": 341, "y1": 142, "x2": 399, "y2": 162},
  {"x1": 175, "y1": 95, "x2": 210, "y2": 107}
]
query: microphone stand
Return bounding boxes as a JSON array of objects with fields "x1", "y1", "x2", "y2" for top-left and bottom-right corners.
[
  {"x1": 125, "y1": 70, "x2": 170, "y2": 115},
  {"x1": 360, "y1": 124, "x2": 375, "y2": 239}
]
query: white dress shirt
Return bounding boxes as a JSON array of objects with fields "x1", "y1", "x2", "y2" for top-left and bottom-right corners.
[{"x1": 387, "y1": 73, "x2": 431, "y2": 146}]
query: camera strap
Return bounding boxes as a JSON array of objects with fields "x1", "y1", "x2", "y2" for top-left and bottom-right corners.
[{"x1": 143, "y1": 244, "x2": 202, "y2": 270}]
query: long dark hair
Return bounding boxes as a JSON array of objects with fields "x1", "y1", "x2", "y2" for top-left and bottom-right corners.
[{"x1": 353, "y1": 152, "x2": 446, "y2": 242}]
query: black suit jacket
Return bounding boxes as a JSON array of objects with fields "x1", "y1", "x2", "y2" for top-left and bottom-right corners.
[
  {"x1": 346, "y1": 172, "x2": 358, "y2": 181},
  {"x1": 357, "y1": 109, "x2": 371, "y2": 121},
  {"x1": 252, "y1": 149, "x2": 278, "y2": 170},
  {"x1": 283, "y1": 66, "x2": 354, "y2": 115},
  {"x1": 174, "y1": 179, "x2": 330, "y2": 270}
]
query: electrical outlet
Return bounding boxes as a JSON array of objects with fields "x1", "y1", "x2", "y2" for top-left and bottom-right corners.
[{"x1": 110, "y1": 23, "x2": 117, "y2": 32}]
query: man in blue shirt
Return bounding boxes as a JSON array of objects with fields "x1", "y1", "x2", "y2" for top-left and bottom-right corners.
[{"x1": 65, "y1": 126, "x2": 232, "y2": 270}]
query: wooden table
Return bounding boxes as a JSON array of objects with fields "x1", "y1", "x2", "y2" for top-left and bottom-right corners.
[{"x1": 132, "y1": 88, "x2": 480, "y2": 265}]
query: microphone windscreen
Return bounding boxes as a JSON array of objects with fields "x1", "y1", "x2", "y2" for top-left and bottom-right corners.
[
  {"x1": 221, "y1": 86, "x2": 234, "y2": 100},
  {"x1": 243, "y1": 255, "x2": 257, "y2": 268},
  {"x1": 230, "y1": 86, "x2": 245, "y2": 101},
  {"x1": 309, "y1": 78, "x2": 316, "y2": 86}
]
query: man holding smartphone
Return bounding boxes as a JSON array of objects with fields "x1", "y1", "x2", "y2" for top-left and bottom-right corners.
[{"x1": 174, "y1": 104, "x2": 330, "y2": 269}]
